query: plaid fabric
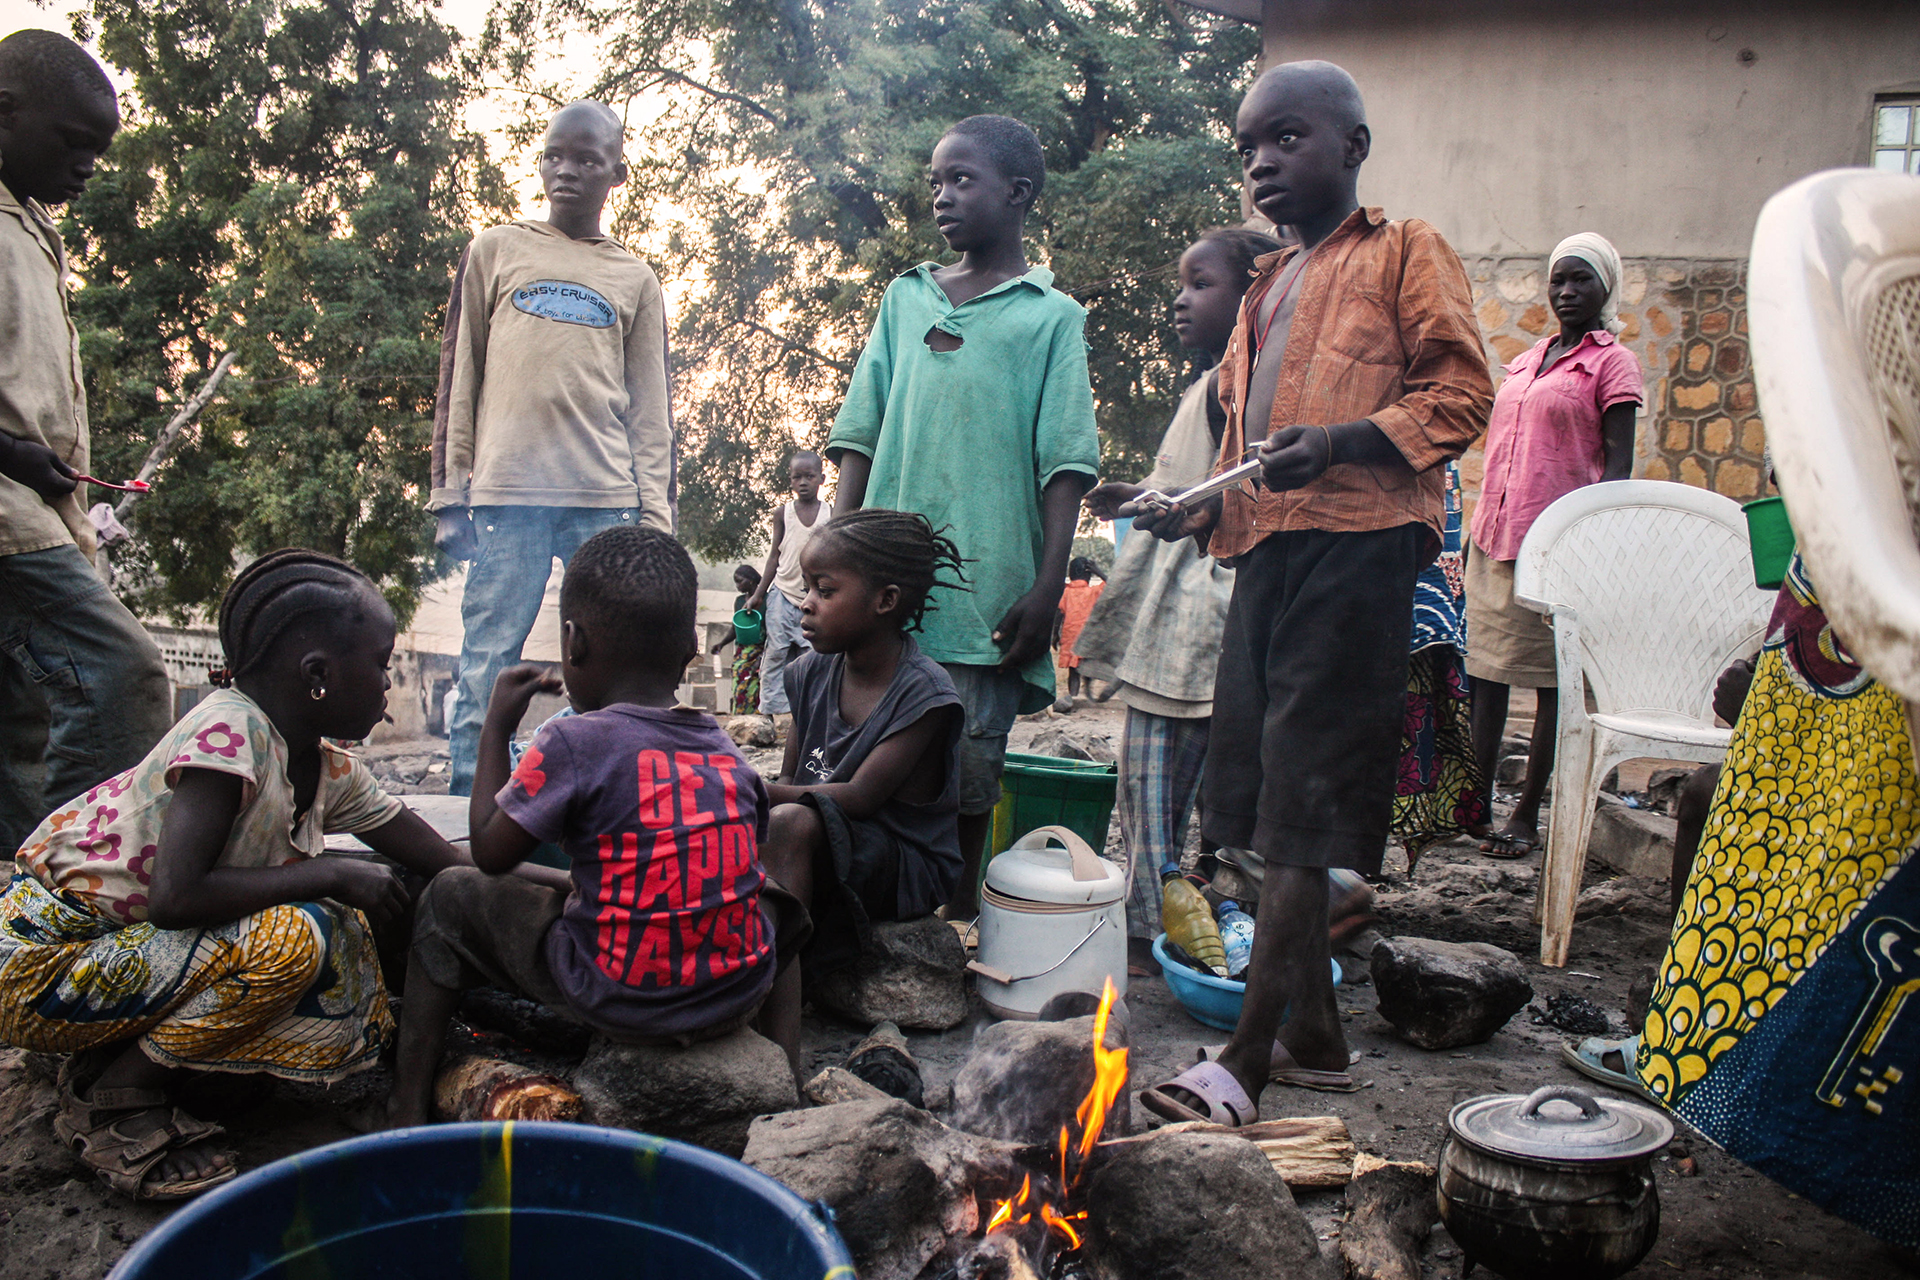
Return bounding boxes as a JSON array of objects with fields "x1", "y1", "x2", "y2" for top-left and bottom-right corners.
[
  {"x1": 1211, "y1": 208, "x2": 1492, "y2": 558},
  {"x1": 1118, "y1": 707, "x2": 1210, "y2": 939}
]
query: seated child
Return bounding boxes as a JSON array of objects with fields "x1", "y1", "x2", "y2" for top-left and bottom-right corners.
[
  {"x1": 386, "y1": 526, "x2": 783, "y2": 1127},
  {"x1": 755, "y1": 510, "x2": 967, "y2": 1078},
  {"x1": 0, "y1": 550, "x2": 481, "y2": 1200}
]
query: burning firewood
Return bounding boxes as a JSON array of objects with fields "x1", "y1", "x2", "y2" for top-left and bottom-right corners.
[
  {"x1": 432, "y1": 1054, "x2": 583, "y2": 1122},
  {"x1": 955, "y1": 1232, "x2": 1045, "y2": 1280}
]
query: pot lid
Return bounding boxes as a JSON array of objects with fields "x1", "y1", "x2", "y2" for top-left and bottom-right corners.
[
  {"x1": 1449, "y1": 1085, "x2": 1673, "y2": 1165},
  {"x1": 983, "y1": 825, "x2": 1127, "y2": 906}
]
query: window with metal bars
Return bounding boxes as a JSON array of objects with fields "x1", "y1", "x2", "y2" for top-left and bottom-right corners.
[{"x1": 1873, "y1": 97, "x2": 1920, "y2": 175}]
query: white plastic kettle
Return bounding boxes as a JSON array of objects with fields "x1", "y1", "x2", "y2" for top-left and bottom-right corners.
[{"x1": 968, "y1": 825, "x2": 1129, "y2": 1020}]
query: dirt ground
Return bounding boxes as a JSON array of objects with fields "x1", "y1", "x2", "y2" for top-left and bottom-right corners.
[{"x1": 1, "y1": 704, "x2": 1912, "y2": 1278}]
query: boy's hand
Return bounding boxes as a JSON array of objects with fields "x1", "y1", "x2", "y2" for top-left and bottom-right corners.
[
  {"x1": 744, "y1": 587, "x2": 768, "y2": 615},
  {"x1": 488, "y1": 664, "x2": 563, "y2": 728},
  {"x1": 0, "y1": 436, "x2": 79, "y2": 500},
  {"x1": 994, "y1": 586, "x2": 1064, "y2": 671},
  {"x1": 1084, "y1": 481, "x2": 1145, "y2": 521},
  {"x1": 1127, "y1": 492, "x2": 1221, "y2": 545},
  {"x1": 319, "y1": 856, "x2": 411, "y2": 927},
  {"x1": 1713, "y1": 657, "x2": 1756, "y2": 727},
  {"x1": 435, "y1": 508, "x2": 479, "y2": 561},
  {"x1": 1258, "y1": 425, "x2": 1335, "y2": 492}
]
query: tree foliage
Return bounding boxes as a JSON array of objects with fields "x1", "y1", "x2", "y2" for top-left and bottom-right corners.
[
  {"x1": 484, "y1": 0, "x2": 1259, "y2": 560},
  {"x1": 64, "y1": 0, "x2": 509, "y2": 621}
]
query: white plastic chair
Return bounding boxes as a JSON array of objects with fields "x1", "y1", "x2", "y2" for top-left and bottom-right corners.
[
  {"x1": 1749, "y1": 170, "x2": 1920, "y2": 707},
  {"x1": 1512, "y1": 481, "x2": 1775, "y2": 966}
]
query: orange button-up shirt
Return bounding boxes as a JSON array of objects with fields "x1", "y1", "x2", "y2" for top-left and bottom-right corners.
[{"x1": 1210, "y1": 208, "x2": 1492, "y2": 560}]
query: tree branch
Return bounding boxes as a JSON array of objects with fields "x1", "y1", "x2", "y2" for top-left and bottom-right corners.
[
  {"x1": 115, "y1": 352, "x2": 239, "y2": 523},
  {"x1": 599, "y1": 65, "x2": 780, "y2": 125},
  {"x1": 735, "y1": 318, "x2": 853, "y2": 374}
]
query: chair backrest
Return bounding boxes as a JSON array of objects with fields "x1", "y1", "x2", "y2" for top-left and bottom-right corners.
[
  {"x1": 1513, "y1": 481, "x2": 1774, "y2": 722},
  {"x1": 1750, "y1": 169, "x2": 1920, "y2": 703}
]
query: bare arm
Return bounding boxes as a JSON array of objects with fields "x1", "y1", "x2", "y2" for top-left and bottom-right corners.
[
  {"x1": 747, "y1": 505, "x2": 785, "y2": 613},
  {"x1": 146, "y1": 768, "x2": 409, "y2": 930},
  {"x1": 995, "y1": 470, "x2": 1094, "y2": 671},
  {"x1": 765, "y1": 707, "x2": 955, "y2": 819},
  {"x1": 468, "y1": 665, "x2": 562, "y2": 875},
  {"x1": 834, "y1": 451, "x2": 872, "y2": 512},
  {"x1": 1599, "y1": 402, "x2": 1636, "y2": 481}
]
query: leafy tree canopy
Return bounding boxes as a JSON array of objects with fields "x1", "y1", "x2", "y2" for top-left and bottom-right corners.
[
  {"x1": 484, "y1": 0, "x2": 1260, "y2": 560},
  {"x1": 64, "y1": 0, "x2": 509, "y2": 623}
]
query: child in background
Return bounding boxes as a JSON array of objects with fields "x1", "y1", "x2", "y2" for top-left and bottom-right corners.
[
  {"x1": 431, "y1": 99, "x2": 675, "y2": 797},
  {"x1": 1079, "y1": 227, "x2": 1281, "y2": 975},
  {"x1": 386, "y1": 527, "x2": 785, "y2": 1127},
  {"x1": 756, "y1": 510, "x2": 965, "y2": 1082},
  {"x1": 713, "y1": 563, "x2": 766, "y2": 717},
  {"x1": 0, "y1": 551, "x2": 492, "y2": 1199},
  {"x1": 828, "y1": 115, "x2": 1101, "y2": 917},
  {"x1": 1053, "y1": 556, "x2": 1106, "y2": 709},
  {"x1": 1134, "y1": 62, "x2": 1490, "y2": 1123},
  {"x1": 0, "y1": 30, "x2": 172, "y2": 852},
  {"x1": 746, "y1": 451, "x2": 832, "y2": 725}
]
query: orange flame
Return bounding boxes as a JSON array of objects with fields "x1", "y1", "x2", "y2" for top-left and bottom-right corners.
[
  {"x1": 1041, "y1": 1203, "x2": 1085, "y2": 1250},
  {"x1": 986, "y1": 1173, "x2": 1031, "y2": 1234}
]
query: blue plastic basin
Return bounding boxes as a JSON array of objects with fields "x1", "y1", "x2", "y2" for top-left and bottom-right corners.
[
  {"x1": 1153, "y1": 934, "x2": 1341, "y2": 1032},
  {"x1": 108, "y1": 1121, "x2": 853, "y2": 1280}
]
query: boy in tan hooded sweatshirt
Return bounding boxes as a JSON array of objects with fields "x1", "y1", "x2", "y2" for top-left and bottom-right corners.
[{"x1": 430, "y1": 101, "x2": 674, "y2": 795}]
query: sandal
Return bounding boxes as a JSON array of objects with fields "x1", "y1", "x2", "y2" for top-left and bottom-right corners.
[
  {"x1": 1197, "y1": 1041, "x2": 1364, "y2": 1093},
  {"x1": 55, "y1": 1081, "x2": 238, "y2": 1201},
  {"x1": 1139, "y1": 1061, "x2": 1259, "y2": 1128},
  {"x1": 1559, "y1": 1035, "x2": 1660, "y2": 1104},
  {"x1": 1479, "y1": 831, "x2": 1537, "y2": 860}
]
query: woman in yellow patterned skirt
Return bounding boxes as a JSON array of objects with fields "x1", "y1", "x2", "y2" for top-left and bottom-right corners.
[
  {"x1": 1633, "y1": 555, "x2": 1920, "y2": 1250},
  {"x1": 0, "y1": 552, "x2": 553, "y2": 1200}
]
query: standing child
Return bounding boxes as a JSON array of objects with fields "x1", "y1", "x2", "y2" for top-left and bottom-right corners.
[
  {"x1": 755, "y1": 509, "x2": 965, "y2": 1082},
  {"x1": 1133, "y1": 62, "x2": 1490, "y2": 1125},
  {"x1": 0, "y1": 30, "x2": 171, "y2": 852},
  {"x1": 712, "y1": 563, "x2": 766, "y2": 717},
  {"x1": 745, "y1": 450, "x2": 832, "y2": 724},
  {"x1": 1052, "y1": 557, "x2": 1105, "y2": 709},
  {"x1": 828, "y1": 115, "x2": 1101, "y2": 916},
  {"x1": 0, "y1": 551, "x2": 488, "y2": 1199},
  {"x1": 386, "y1": 527, "x2": 785, "y2": 1127},
  {"x1": 431, "y1": 99, "x2": 674, "y2": 797}
]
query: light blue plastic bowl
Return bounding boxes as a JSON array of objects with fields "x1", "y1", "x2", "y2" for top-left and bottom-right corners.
[{"x1": 1152, "y1": 933, "x2": 1341, "y2": 1032}]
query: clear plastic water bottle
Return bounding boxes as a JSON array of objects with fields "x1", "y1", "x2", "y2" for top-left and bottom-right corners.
[{"x1": 1216, "y1": 901, "x2": 1256, "y2": 979}]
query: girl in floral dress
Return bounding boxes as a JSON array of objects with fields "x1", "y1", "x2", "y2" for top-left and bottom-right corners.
[{"x1": 0, "y1": 550, "x2": 501, "y2": 1200}]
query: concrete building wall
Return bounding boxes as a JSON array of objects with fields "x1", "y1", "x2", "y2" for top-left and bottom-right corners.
[{"x1": 1255, "y1": 0, "x2": 1917, "y2": 504}]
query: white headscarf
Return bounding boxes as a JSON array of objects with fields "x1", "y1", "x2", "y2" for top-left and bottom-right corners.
[{"x1": 1549, "y1": 232, "x2": 1625, "y2": 334}]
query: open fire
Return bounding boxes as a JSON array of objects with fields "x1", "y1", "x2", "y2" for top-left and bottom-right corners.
[{"x1": 978, "y1": 978, "x2": 1128, "y2": 1266}]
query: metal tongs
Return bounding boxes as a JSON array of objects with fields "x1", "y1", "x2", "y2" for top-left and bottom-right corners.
[{"x1": 1124, "y1": 446, "x2": 1263, "y2": 515}]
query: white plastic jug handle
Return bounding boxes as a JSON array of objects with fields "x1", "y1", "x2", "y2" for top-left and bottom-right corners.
[{"x1": 1011, "y1": 824, "x2": 1106, "y2": 882}]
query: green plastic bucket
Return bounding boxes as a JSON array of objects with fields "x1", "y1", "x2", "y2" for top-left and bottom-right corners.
[
  {"x1": 983, "y1": 751, "x2": 1119, "y2": 891},
  {"x1": 1743, "y1": 496, "x2": 1796, "y2": 590},
  {"x1": 733, "y1": 608, "x2": 766, "y2": 646}
]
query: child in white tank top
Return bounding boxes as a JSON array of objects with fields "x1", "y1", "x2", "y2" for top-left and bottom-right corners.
[{"x1": 745, "y1": 451, "x2": 832, "y2": 717}]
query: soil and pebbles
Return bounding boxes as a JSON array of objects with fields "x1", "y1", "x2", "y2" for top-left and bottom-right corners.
[{"x1": 0, "y1": 704, "x2": 1910, "y2": 1278}]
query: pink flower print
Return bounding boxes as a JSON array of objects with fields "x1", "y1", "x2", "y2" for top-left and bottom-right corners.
[
  {"x1": 194, "y1": 722, "x2": 245, "y2": 759},
  {"x1": 98, "y1": 774, "x2": 132, "y2": 800},
  {"x1": 81, "y1": 831, "x2": 123, "y2": 863},
  {"x1": 127, "y1": 844, "x2": 156, "y2": 886},
  {"x1": 110, "y1": 893, "x2": 148, "y2": 923},
  {"x1": 510, "y1": 746, "x2": 547, "y2": 798}
]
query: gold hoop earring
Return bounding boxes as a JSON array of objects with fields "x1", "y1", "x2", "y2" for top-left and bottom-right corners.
[{"x1": 310, "y1": 686, "x2": 326, "y2": 701}]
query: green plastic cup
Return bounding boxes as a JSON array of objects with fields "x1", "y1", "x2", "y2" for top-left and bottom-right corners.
[{"x1": 1743, "y1": 496, "x2": 1796, "y2": 590}]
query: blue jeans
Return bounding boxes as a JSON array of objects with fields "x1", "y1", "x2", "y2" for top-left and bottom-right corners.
[
  {"x1": 757, "y1": 589, "x2": 807, "y2": 715},
  {"x1": 0, "y1": 544, "x2": 172, "y2": 850},
  {"x1": 449, "y1": 506, "x2": 636, "y2": 795}
]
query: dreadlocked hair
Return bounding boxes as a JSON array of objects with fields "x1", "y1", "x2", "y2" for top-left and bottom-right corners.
[
  {"x1": 213, "y1": 550, "x2": 379, "y2": 686},
  {"x1": 813, "y1": 509, "x2": 969, "y2": 632}
]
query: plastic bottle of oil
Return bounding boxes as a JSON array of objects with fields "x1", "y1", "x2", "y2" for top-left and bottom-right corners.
[{"x1": 1162, "y1": 875, "x2": 1229, "y2": 976}]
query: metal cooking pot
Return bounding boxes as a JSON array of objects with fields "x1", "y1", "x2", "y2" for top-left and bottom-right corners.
[{"x1": 1436, "y1": 1084, "x2": 1673, "y2": 1280}]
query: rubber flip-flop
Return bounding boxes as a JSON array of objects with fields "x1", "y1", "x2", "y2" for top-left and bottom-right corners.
[
  {"x1": 1139, "y1": 1061, "x2": 1259, "y2": 1128},
  {"x1": 1559, "y1": 1035, "x2": 1660, "y2": 1104},
  {"x1": 1197, "y1": 1041, "x2": 1365, "y2": 1093},
  {"x1": 1479, "y1": 832, "x2": 1536, "y2": 860}
]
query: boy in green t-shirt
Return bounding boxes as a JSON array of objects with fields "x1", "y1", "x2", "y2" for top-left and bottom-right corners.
[{"x1": 827, "y1": 114, "x2": 1100, "y2": 916}]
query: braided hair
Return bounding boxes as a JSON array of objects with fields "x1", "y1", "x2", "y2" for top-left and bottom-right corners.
[
  {"x1": 561, "y1": 526, "x2": 698, "y2": 669},
  {"x1": 811, "y1": 509, "x2": 969, "y2": 632},
  {"x1": 1197, "y1": 226, "x2": 1287, "y2": 285},
  {"x1": 212, "y1": 549, "x2": 380, "y2": 686}
]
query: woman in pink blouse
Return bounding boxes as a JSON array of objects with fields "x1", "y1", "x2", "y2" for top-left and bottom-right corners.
[{"x1": 1466, "y1": 232, "x2": 1641, "y2": 856}]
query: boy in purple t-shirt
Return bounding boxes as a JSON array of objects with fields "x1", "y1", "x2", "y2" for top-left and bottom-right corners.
[{"x1": 384, "y1": 527, "x2": 786, "y2": 1128}]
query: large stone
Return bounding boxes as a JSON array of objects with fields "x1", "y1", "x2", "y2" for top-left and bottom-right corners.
[
  {"x1": 1026, "y1": 723, "x2": 1116, "y2": 764},
  {"x1": 1085, "y1": 1129, "x2": 1332, "y2": 1280},
  {"x1": 571, "y1": 1026, "x2": 797, "y2": 1156},
  {"x1": 948, "y1": 1012, "x2": 1129, "y2": 1146},
  {"x1": 1370, "y1": 937, "x2": 1534, "y2": 1050},
  {"x1": 811, "y1": 915, "x2": 969, "y2": 1031},
  {"x1": 744, "y1": 1099, "x2": 1010, "y2": 1280},
  {"x1": 1587, "y1": 794, "x2": 1678, "y2": 879}
]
